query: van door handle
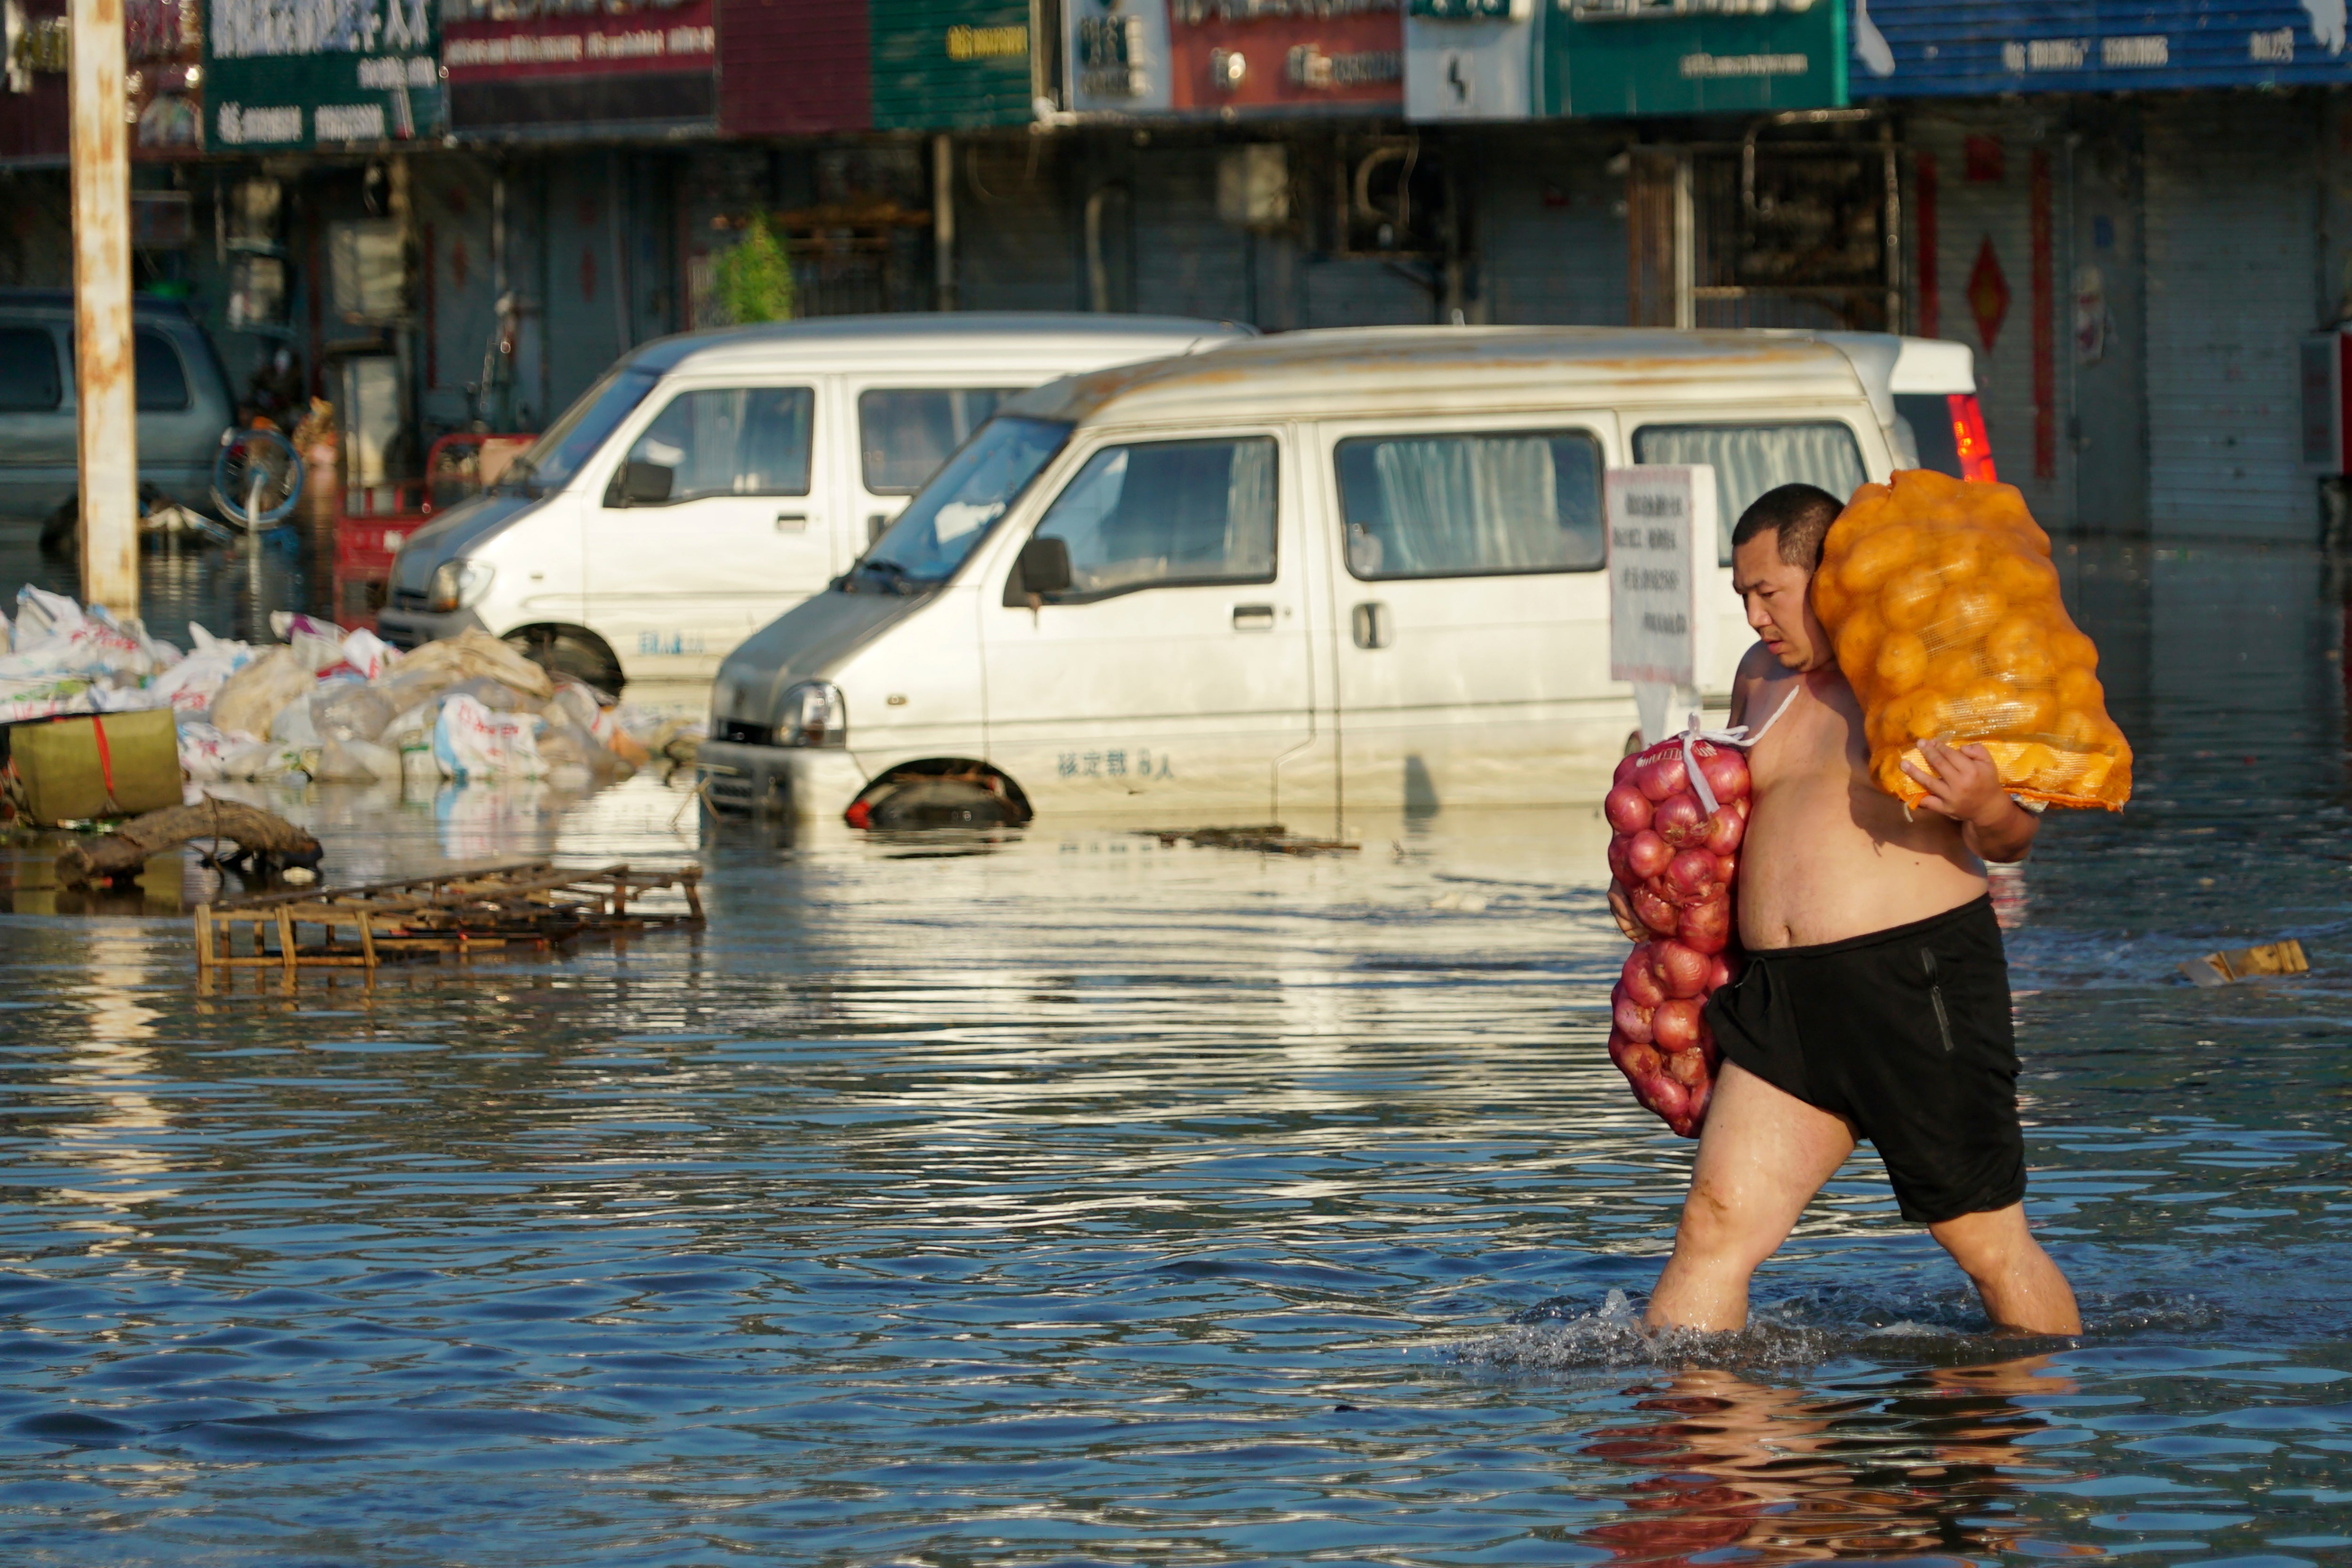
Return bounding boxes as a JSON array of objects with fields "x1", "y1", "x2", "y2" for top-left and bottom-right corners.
[
  {"x1": 1232, "y1": 604, "x2": 1276, "y2": 631},
  {"x1": 1351, "y1": 602, "x2": 1391, "y2": 649},
  {"x1": 776, "y1": 513, "x2": 811, "y2": 533}
]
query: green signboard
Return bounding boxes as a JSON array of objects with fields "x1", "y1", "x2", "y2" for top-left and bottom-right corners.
[
  {"x1": 1542, "y1": 0, "x2": 1844, "y2": 116},
  {"x1": 870, "y1": 0, "x2": 1033, "y2": 130},
  {"x1": 205, "y1": 0, "x2": 445, "y2": 151}
]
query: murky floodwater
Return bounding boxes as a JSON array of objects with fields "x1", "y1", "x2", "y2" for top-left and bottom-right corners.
[{"x1": 0, "y1": 538, "x2": 2349, "y2": 1565}]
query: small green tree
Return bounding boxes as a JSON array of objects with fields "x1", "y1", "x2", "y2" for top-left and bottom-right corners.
[{"x1": 715, "y1": 214, "x2": 796, "y2": 325}]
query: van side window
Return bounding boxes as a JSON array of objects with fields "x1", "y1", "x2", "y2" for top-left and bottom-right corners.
[
  {"x1": 134, "y1": 328, "x2": 191, "y2": 413},
  {"x1": 1631, "y1": 422, "x2": 1867, "y2": 564},
  {"x1": 860, "y1": 388, "x2": 1020, "y2": 495},
  {"x1": 617, "y1": 387, "x2": 814, "y2": 504},
  {"x1": 1031, "y1": 436, "x2": 1278, "y2": 600},
  {"x1": 0, "y1": 328, "x2": 61, "y2": 413},
  {"x1": 1335, "y1": 430, "x2": 1604, "y2": 581}
]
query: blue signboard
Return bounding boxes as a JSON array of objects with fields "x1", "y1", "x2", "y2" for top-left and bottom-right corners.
[{"x1": 1853, "y1": 0, "x2": 2352, "y2": 94}]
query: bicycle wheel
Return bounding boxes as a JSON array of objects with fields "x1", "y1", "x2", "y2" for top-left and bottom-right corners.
[{"x1": 211, "y1": 427, "x2": 305, "y2": 529}]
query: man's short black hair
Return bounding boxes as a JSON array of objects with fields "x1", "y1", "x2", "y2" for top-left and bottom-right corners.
[{"x1": 1730, "y1": 483, "x2": 1843, "y2": 571}]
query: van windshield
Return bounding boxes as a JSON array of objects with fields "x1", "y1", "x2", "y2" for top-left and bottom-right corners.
[
  {"x1": 495, "y1": 367, "x2": 660, "y2": 496},
  {"x1": 847, "y1": 415, "x2": 1071, "y2": 593}
]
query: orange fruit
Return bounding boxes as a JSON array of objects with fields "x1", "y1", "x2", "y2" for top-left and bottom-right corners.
[
  {"x1": 1875, "y1": 630, "x2": 1929, "y2": 693},
  {"x1": 1879, "y1": 563, "x2": 1945, "y2": 632},
  {"x1": 1835, "y1": 605, "x2": 1885, "y2": 679},
  {"x1": 1989, "y1": 549, "x2": 2060, "y2": 603},
  {"x1": 1839, "y1": 524, "x2": 1926, "y2": 596}
]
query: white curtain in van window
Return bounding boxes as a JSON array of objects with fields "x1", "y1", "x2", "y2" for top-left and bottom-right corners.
[
  {"x1": 1222, "y1": 439, "x2": 1276, "y2": 579},
  {"x1": 1630, "y1": 423, "x2": 1867, "y2": 563},
  {"x1": 1372, "y1": 436, "x2": 1558, "y2": 574}
]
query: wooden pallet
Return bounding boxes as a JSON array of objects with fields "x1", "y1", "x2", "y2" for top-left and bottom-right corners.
[{"x1": 193, "y1": 860, "x2": 704, "y2": 974}]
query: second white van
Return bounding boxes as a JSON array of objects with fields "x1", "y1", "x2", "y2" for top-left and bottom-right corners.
[{"x1": 376, "y1": 312, "x2": 1252, "y2": 689}]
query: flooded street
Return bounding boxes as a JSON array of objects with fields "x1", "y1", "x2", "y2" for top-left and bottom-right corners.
[{"x1": 0, "y1": 538, "x2": 2348, "y2": 1564}]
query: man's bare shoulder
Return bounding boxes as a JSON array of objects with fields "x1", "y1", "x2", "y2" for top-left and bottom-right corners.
[{"x1": 1730, "y1": 641, "x2": 1780, "y2": 725}]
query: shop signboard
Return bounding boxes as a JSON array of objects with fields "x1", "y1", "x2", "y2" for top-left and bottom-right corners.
[
  {"x1": 870, "y1": 0, "x2": 1034, "y2": 129},
  {"x1": 445, "y1": 0, "x2": 716, "y2": 132},
  {"x1": 3, "y1": 0, "x2": 203, "y2": 160},
  {"x1": 1162, "y1": 0, "x2": 1405, "y2": 115},
  {"x1": 205, "y1": 0, "x2": 442, "y2": 151},
  {"x1": 1854, "y1": 0, "x2": 2352, "y2": 94},
  {"x1": 1406, "y1": 0, "x2": 1535, "y2": 119},
  {"x1": 1544, "y1": 0, "x2": 1847, "y2": 116},
  {"x1": 1066, "y1": 0, "x2": 1176, "y2": 112},
  {"x1": 719, "y1": 0, "x2": 869, "y2": 135}
]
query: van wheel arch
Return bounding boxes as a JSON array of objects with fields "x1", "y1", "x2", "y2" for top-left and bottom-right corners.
[
  {"x1": 847, "y1": 759, "x2": 1033, "y2": 829},
  {"x1": 502, "y1": 623, "x2": 625, "y2": 695}
]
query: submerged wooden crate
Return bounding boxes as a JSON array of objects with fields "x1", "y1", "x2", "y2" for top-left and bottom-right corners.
[{"x1": 194, "y1": 860, "x2": 704, "y2": 974}]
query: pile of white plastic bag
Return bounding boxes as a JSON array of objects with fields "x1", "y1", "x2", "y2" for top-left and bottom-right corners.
[{"x1": 0, "y1": 588, "x2": 697, "y2": 792}]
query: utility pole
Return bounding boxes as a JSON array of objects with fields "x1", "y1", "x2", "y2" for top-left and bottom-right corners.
[{"x1": 68, "y1": 0, "x2": 138, "y2": 619}]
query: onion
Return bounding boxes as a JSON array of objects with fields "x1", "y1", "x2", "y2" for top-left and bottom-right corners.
[
  {"x1": 1620, "y1": 946, "x2": 1668, "y2": 1008},
  {"x1": 1625, "y1": 829, "x2": 1673, "y2": 881},
  {"x1": 1654, "y1": 939, "x2": 1711, "y2": 998},
  {"x1": 1611, "y1": 983, "x2": 1655, "y2": 1043},
  {"x1": 1652, "y1": 791, "x2": 1707, "y2": 847},
  {"x1": 1607, "y1": 1029, "x2": 1661, "y2": 1081},
  {"x1": 1605, "y1": 786, "x2": 1653, "y2": 835},
  {"x1": 1613, "y1": 753, "x2": 1642, "y2": 791},
  {"x1": 1698, "y1": 746, "x2": 1749, "y2": 804},
  {"x1": 1680, "y1": 1076, "x2": 1712, "y2": 1129},
  {"x1": 1678, "y1": 896, "x2": 1732, "y2": 955},
  {"x1": 1714, "y1": 853, "x2": 1737, "y2": 885},
  {"x1": 1605, "y1": 835, "x2": 1635, "y2": 889},
  {"x1": 1652, "y1": 997, "x2": 1704, "y2": 1051},
  {"x1": 1706, "y1": 953, "x2": 1736, "y2": 992},
  {"x1": 1664, "y1": 1047, "x2": 1708, "y2": 1086},
  {"x1": 1733, "y1": 796, "x2": 1751, "y2": 821},
  {"x1": 1640, "y1": 1074, "x2": 1690, "y2": 1122},
  {"x1": 1631, "y1": 885, "x2": 1680, "y2": 938},
  {"x1": 1635, "y1": 751, "x2": 1689, "y2": 803},
  {"x1": 1665, "y1": 848, "x2": 1720, "y2": 903},
  {"x1": 1703, "y1": 805, "x2": 1745, "y2": 855}
]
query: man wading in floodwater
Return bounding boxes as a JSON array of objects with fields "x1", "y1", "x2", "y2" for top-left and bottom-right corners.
[{"x1": 1614, "y1": 483, "x2": 2082, "y2": 1336}]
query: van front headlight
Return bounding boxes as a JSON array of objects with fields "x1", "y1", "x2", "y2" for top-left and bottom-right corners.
[
  {"x1": 779, "y1": 681, "x2": 846, "y2": 748},
  {"x1": 426, "y1": 558, "x2": 496, "y2": 613}
]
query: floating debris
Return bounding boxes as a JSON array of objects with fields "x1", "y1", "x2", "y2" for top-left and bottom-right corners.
[
  {"x1": 194, "y1": 860, "x2": 703, "y2": 976},
  {"x1": 1137, "y1": 825, "x2": 1359, "y2": 856},
  {"x1": 2180, "y1": 939, "x2": 2308, "y2": 987},
  {"x1": 57, "y1": 796, "x2": 323, "y2": 887}
]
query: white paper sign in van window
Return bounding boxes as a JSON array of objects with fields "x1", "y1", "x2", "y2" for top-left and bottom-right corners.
[{"x1": 1606, "y1": 464, "x2": 1716, "y2": 687}]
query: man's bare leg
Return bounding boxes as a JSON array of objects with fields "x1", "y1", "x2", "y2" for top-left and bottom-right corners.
[
  {"x1": 1928, "y1": 1204, "x2": 2082, "y2": 1335},
  {"x1": 1647, "y1": 1062, "x2": 1857, "y2": 1332}
]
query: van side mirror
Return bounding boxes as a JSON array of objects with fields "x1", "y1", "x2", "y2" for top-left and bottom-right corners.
[
  {"x1": 611, "y1": 460, "x2": 673, "y2": 507},
  {"x1": 1004, "y1": 535, "x2": 1073, "y2": 606}
]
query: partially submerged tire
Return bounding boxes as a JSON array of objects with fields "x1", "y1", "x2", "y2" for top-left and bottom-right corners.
[
  {"x1": 856, "y1": 776, "x2": 1023, "y2": 830},
  {"x1": 504, "y1": 625, "x2": 623, "y2": 695}
]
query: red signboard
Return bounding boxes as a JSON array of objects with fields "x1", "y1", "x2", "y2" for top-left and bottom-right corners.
[
  {"x1": 1164, "y1": 0, "x2": 1402, "y2": 113},
  {"x1": 444, "y1": 0, "x2": 717, "y2": 131}
]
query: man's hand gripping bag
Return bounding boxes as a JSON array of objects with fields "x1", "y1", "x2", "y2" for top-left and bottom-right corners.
[
  {"x1": 1604, "y1": 735, "x2": 1750, "y2": 1138},
  {"x1": 1812, "y1": 469, "x2": 2133, "y2": 811}
]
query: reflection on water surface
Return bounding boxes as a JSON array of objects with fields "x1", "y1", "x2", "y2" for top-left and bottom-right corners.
[{"x1": 0, "y1": 540, "x2": 2343, "y2": 1563}]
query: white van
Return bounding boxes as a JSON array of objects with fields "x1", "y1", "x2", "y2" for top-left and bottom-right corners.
[
  {"x1": 375, "y1": 313, "x2": 1253, "y2": 689},
  {"x1": 700, "y1": 327, "x2": 1982, "y2": 828}
]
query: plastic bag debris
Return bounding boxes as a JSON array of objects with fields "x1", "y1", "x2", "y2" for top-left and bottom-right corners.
[
  {"x1": 313, "y1": 737, "x2": 403, "y2": 784},
  {"x1": 310, "y1": 681, "x2": 396, "y2": 744},
  {"x1": 2181, "y1": 939, "x2": 2308, "y2": 987},
  {"x1": 433, "y1": 693, "x2": 544, "y2": 780},
  {"x1": 1814, "y1": 470, "x2": 2133, "y2": 811},
  {"x1": 211, "y1": 645, "x2": 316, "y2": 740},
  {"x1": 385, "y1": 628, "x2": 552, "y2": 702}
]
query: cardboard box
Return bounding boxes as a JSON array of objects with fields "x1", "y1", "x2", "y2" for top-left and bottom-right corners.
[{"x1": 11, "y1": 710, "x2": 183, "y2": 824}]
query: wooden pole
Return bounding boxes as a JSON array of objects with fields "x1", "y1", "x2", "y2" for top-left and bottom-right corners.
[{"x1": 67, "y1": 0, "x2": 138, "y2": 619}]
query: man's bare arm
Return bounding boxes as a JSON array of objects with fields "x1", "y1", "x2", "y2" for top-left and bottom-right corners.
[{"x1": 1902, "y1": 737, "x2": 2041, "y2": 863}]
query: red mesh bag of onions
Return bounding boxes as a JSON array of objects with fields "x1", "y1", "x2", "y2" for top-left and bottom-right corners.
[{"x1": 1603, "y1": 730, "x2": 1751, "y2": 1138}]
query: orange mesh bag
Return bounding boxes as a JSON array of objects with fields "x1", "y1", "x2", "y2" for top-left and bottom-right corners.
[{"x1": 1812, "y1": 469, "x2": 2133, "y2": 811}]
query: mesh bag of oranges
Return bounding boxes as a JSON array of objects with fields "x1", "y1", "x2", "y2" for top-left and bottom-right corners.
[{"x1": 1812, "y1": 469, "x2": 2132, "y2": 811}]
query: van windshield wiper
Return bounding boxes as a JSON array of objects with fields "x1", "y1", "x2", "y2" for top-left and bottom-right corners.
[{"x1": 851, "y1": 558, "x2": 922, "y2": 596}]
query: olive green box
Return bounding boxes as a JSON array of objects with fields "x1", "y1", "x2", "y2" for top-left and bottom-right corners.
[{"x1": 12, "y1": 709, "x2": 183, "y2": 825}]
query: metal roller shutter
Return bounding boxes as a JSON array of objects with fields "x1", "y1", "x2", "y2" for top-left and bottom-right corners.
[{"x1": 2145, "y1": 98, "x2": 2318, "y2": 541}]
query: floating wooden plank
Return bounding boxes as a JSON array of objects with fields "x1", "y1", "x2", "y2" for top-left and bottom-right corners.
[
  {"x1": 193, "y1": 860, "x2": 704, "y2": 974},
  {"x1": 2180, "y1": 938, "x2": 2309, "y2": 988}
]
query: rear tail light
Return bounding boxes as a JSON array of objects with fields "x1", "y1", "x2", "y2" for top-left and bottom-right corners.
[{"x1": 1949, "y1": 394, "x2": 1997, "y2": 483}]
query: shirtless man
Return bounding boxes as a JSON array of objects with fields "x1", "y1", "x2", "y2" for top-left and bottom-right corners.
[{"x1": 1622, "y1": 483, "x2": 2081, "y2": 1337}]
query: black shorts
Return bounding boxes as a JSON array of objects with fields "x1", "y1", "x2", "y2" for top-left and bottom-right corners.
[{"x1": 1702, "y1": 895, "x2": 2026, "y2": 1225}]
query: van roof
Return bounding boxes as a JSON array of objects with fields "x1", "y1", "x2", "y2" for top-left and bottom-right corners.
[
  {"x1": 1005, "y1": 326, "x2": 1881, "y2": 427},
  {"x1": 626, "y1": 311, "x2": 1255, "y2": 377}
]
